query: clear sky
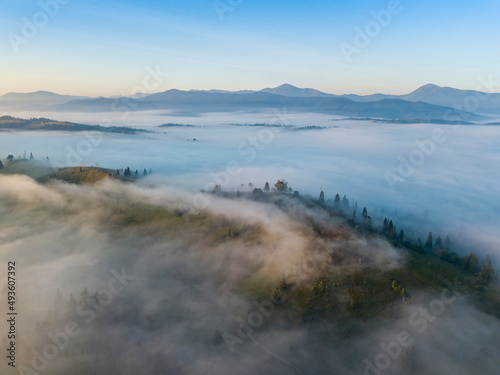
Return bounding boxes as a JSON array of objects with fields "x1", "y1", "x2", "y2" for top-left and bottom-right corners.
[{"x1": 1, "y1": 0, "x2": 499, "y2": 96}]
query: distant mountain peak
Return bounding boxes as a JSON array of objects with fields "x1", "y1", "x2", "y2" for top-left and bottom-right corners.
[{"x1": 260, "y1": 84, "x2": 333, "y2": 98}]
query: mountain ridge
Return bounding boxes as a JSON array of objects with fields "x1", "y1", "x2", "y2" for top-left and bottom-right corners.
[{"x1": 1, "y1": 84, "x2": 499, "y2": 119}]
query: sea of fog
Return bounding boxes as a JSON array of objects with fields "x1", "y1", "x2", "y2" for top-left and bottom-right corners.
[{"x1": 1, "y1": 111, "x2": 499, "y2": 261}]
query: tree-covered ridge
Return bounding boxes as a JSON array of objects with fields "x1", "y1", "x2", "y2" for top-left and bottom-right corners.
[{"x1": 0, "y1": 115, "x2": 147, "y2": 134}]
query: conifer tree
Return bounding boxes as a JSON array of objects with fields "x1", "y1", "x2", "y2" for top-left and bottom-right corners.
[
  {"x1": 425, "y1": 232, "x2": 433, "y2": 249},
  {"x1": 444, "y1": 235, "x2": 451, "y2": 249},
  {"x1": 333, "y1": 194, "x2": 341, "y2": 210},
  {"x1": 435, "y1": 237, "x2": 443, "y2": 249},
  {"x1": 319, "y1": 191, "x2": 325, "y2": 205}
]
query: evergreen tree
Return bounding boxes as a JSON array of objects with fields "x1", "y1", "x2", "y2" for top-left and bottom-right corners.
[
  {"x1": 68, "y1": 293, "x2": 77, "y2": 313},
  {"x1": 148, "y1": 168, "x2": 153, "y2": 174},
  {"x1": 390, "y1": 226, "x2": 397, "y2": 239},
  {"x1": 477, "y1": 260, "x2": 494, "y2": 285},
  {"x1": 116, "y1": 169, "x2": 120, "y2": 176},
  {"x1": 0, "y1": 160, "x2": 3, "y2": 169},
  {"x1": 388, "y1": 220, "x2": 394, "y2": 232},
  {"x1": 342, "y1": 195, "x2": 350, "y2": 210},
  {"x1": 333, "y1": 194, "x2": 341, "y2": 210},
  {"x1": 30, "y1": 152, "x2": 34, "y2": 160},
  {"x1": 264, "y1": 182, "x2": 270, "y2": 191},
  {"x1": 465, "y1": 252, "x2": 479, "y2": 273},
  {"x1": 318, "y1": 191, "x2": 325, "y2": 205},
  {"x1": 398, "y1": 229, "x2": 405, "y2": 243},
  {"x1": 444, "y1": 235, "x2": 451, "y2": 249},
  {"x1": 79, "y1": 288, "x2": 89, "y2": 304},
  {"x1": 143, "y1": 168, "x2": 148, "y2": 176},
  {"x1": 435, "y1": 237, "x2": 443, "y2": 249},
  {"x1": 362, "y1": 207, "x2": 368, "y2": 219},
  {"x1": 478, "y1": 264, "x2": 490, "y2": 285},
  {"x1": 352, "y1": 211, "x2": 357, "y2": 220},
  {"x1": 425, "y1": 232, "x2": 433, "y2": 249},
  {"x1": 382, "y1": 218, "x2": 388, "y2": 231}
]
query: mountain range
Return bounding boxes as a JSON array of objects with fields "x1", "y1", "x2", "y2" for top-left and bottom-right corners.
[{"x1": 1, "y1": 84, "x2": 499, "y2": 122}]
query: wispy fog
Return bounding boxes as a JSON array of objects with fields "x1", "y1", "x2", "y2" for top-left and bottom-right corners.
[
  {"x1": 1, "y1": 114, "x2": 499, "y2": 261},
  {"x1": 0, "y1": 176, "x2": 498, "y2": 374}
]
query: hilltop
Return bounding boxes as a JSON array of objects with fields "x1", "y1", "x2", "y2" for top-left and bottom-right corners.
[
  {"x1": 0, "y1": 116, "x2": 147, "y2": 134},
  {"x1": 0, "y1": 159, "x2": 144, "y2": 184}
]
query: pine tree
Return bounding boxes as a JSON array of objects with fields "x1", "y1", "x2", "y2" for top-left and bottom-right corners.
[
  {"x1": 478, "y1": 265, "x2": 490, "y2": 285},
  {"x1": 318, "y1": 191, "x2": 325, "y2": 205},
  {"x1": 264, "y1": 182, "x2": 270, "y2": 191},
  {"x1": 467, "y1": 253, "x2": 478, "y2": 273},
  {"x1": 398, "y1": 229, "x2": 405, "y2": 243},
  {"x1": 444, "y1": 235, "x2": 451, "y2": 249},
  {"x1": 477, "y1": 260, "x2": 494, "y2": 285},
  {"x1": 388, "y1": 220, "x2": 394, "y2": 232},
  {"x1": 333, "y1": 194, "x2": 341, "y2": 210},
  {"x1": 30, "y1": 152, "x2": 34, "y2": 159},
  {"x1": 0, "y1": 160, "x2": 3, "y2": 169},
  {"x1": 143, "y1": 168, "x2": 148, "y2": 176},
  {"x1": 435, "y1": 237, "x2": 443, "y2": 249},
  {"x1": 425, "y1": 232, "x2": 433, "y2": 249},
  {"x1": 342, "y1": 195, "x2": 350, "y2": 210},
  {"x1": 382, "y1": 218, "x2": 388, "y2": 231}
]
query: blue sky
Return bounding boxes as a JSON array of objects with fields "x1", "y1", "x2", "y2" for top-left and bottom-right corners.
[{"x1": 1, "y1": 0, "x2": 499, "y2": 96}]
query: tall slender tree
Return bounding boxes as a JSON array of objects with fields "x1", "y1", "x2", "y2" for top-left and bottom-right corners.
[{"x1": 318, "y1": 191, "x2": 325, "y2": 205}]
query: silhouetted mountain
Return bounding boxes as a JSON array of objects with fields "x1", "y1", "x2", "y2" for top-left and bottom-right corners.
[
  {"x1": 0, "y1": 91, "x2": 89, "y2": 108},
  {"x1": 55, "y1": 89, "x2": 486, "y2": 121},
  {"x1": 259, "y1": 83, "x2": 334, "y2": 97},
  {"x1": 1, "y1": 84, "x2": 497, "y2": 121},
  {"x1": 343, "y1": 84, "x2": 500, "y2": 115}
]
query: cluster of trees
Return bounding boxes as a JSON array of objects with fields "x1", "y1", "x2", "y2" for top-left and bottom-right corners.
[
  {"x1": 318, "y1": 190, "x2": 372, "y2": 227},
  {"x1": 216, "y1": 180, "x2": 301, "y2": 197},
  {"x1": 119, "y1": 167, "x2": 152, "y2": 178},
  {"x1": 208, "y1": 180, "x2": 496, "y2": 288},
  {"x1": 463, "y1": 253, "x2": 495, "y2": 285},
  {"x1": 3, "y1": 153, "x2": 49, "y2": 163},
  {"x1": 379, "y1": 218, "x2": 495, "y2": 286}
]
